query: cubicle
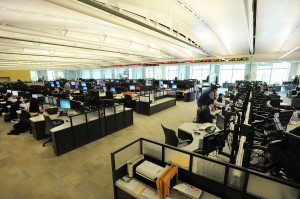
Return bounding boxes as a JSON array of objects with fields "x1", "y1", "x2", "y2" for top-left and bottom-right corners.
[
  {"x1": 51, "y1": 104, "x2": 133, "y2": 156},
  {"x1": 111, "y1": 138, "x2": 300, "y2": 199},
  {"x1": 135, "y1": 90, "x2": 176, "y2": 115}
]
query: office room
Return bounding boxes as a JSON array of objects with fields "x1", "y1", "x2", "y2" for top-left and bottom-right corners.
[{"x1": 0, "y1": 0, "x2": 300, "y2": 198}]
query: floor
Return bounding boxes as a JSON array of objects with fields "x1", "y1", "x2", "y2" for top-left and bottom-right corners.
[
  {"x1": 0, "y1": 99, "x2": 198, "y2": 199},
  {"x1": 0, "y1": 90, "x2": 295, "y2": 199}
]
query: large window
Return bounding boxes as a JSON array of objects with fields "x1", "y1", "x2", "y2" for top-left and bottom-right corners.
[
  {"x1": 190, "y1": 65, "x2": 210, "y2": 81},
  {"x1": 145, "y1": 67, "x2": 154, "y2": 78},
  {"x1": 219, "y1": 64, "x2": 245, "y2": 84},
  {"x1": 256, "y1": 63, "x2": 290, "y2": 84},
  {"x1": 167, "y1": 66, "x2": 178, "y2": 80}
]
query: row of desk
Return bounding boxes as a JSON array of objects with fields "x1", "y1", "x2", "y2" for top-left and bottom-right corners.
[{"x1": 30, "y1": 105, "x2": 133, "y2": 156}]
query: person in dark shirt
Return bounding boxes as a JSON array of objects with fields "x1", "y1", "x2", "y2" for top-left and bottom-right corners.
[
  {"x1": 197, "y1": 85, "x2": 218, "y2": 107},
  {"x1": 217, "y1": 93, "x2": 224, "y2": 103},
  {"x1": 196, "y1": 98, "x2": 215, "y2": 123}
]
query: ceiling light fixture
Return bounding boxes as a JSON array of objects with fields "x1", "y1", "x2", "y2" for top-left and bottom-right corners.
[{"x1": 278, "y1": 45, "x2": 300, "y2": 59}]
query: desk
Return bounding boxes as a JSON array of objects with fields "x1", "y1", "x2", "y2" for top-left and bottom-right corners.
[
  {"x1": 136, "y1": 97, "x2": 176, "y2": 115},
  {"x1": 30, "y1": 113, "x2": 67, "y2": 140},
  {"x1": 178, "y1": 123, "x2": 216, "y2": 152}
]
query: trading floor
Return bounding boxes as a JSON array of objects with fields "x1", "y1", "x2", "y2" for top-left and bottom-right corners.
[{"x1": 0, "y1": 100, "x2": 199, "y2": 199}]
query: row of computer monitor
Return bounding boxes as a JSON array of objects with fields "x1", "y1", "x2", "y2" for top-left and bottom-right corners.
[
  {"x1": 44, "y1": 96, "x2": 82, "y2": 111},
  {"x1": 48, "y1": 81, "x2": 88, "y2": 90},
  {"x1": 6, "y1": 90, "x2": 19, "y2": 96}
]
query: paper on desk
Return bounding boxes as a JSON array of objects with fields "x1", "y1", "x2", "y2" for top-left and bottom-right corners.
[
  {"x1": 126, "y1": 179, "x2": 146, "y2": 194},
  {"x1": 141, "y1": 187, "x2": 156, "y2": 199}
]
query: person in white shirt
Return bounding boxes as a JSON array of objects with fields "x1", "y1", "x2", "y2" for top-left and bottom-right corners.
[{"x1": 6, "y1": 93, "x2": 17, "y2": 103}]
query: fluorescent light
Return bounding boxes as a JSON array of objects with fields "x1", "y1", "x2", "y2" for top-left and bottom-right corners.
[{"x1": 279, "y1": 45, "x2": 300, "y2": 59}]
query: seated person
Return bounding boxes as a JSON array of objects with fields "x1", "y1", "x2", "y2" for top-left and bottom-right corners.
[
  {"x1": 6, "y1": 93, "x2": 17, "y2": 103},
  {"x1": 123, "y1": 88, "x2": 132, "y2": 97},
  {"x1": 14, "y1": 96, "x2": 26, "y2": 109},
  {"x1": 217, "y1": 93, "x2": 224, "y2": 103},
  {"x1": 29, "y1": 98, "x2": 40, "y2": 116},
  {"x1": 196, "y1": 98, "x2": 215, "y2": 123}
]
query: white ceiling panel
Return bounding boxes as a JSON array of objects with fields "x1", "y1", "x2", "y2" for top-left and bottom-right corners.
[{"x1": 0, "y1": 0, "x2": 299, "y2": 70}]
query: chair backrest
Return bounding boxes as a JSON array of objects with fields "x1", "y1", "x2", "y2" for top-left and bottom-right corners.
[
  {"x1": 106, "y1": 91, "x2": 114, "y2": 99},
  {"x1": 124, "y1": 95, "x2": 133, "y2": 108},
  {"x1": 44, "y1": 115, "x2": 54, "y2": 136},
  {"x1": 161, "y1": 124, "x2": 179, "y2": 147},
  {"x1": 279, "y1": 110, "x2": 294, "y2": 127},
  {"x1": 20, "y1": 109, "x2": 31, "y2": 130}
]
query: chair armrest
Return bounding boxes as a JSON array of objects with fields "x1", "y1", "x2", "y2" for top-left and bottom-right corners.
[{"x1": 178, "y1": 139, "x2": 192, "y2": 144}]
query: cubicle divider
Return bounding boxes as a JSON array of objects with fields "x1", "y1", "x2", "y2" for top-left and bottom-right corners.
[
  {"x1": 53, "y1": 104, "x2": 133, "y2": 156},
  {"x1": 111, "y1": 138, "x2": 300, "y2": 199},
  {"x1": 135, "y1": 90, "x2": 176, "y2": 115}
]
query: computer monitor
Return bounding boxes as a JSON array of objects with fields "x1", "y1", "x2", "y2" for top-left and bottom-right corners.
[
  {"x1": 12, "y1": 91, "x2": 18, "y2": 96},
  {"x1": 159, "y1": 80, "x2": 163, "y2": 85},
  {"x1": 115, "y1": 80, "x2": 119, "y2": 83},
  {"x1": 171, "y1": 84, "x2": 177, "y2": 89},
  {"x1": 53, "y1": 98, "x2": 58, "y2": 106},
  {"x1": 162, "y1": 84, "x2": 168, "y2": 89},
  {"x1": 202, "y1": 130, "x2": 225, "y2": 155},
  {"x1": 50, "y1": 81, "x2": 55, "y2": 87},
  {"x1": 7, "y1": 90, "x2": 11, "y2": 93},
  {"x1": 55, "y1": 81, "x2": 60, "y2": 87},
  {"x1": 103, "y1": 86, "x2": 107, "y2": 92},
  {"x1": 71, "y1": 81, "x2": 75, "y2": 86},
  {"x1": 129, "y1": 85, "x2": 135, "y2": 91},
  {"x1": 48, "y1": 96, "x2": 53, "y2": 104},
  {"x1": 32, "y1": 94, "x2": 38, "y2": 99},
  {"x1": 60, "y1": 99, "x2": 71, "y2": 109},
  {"x1": 94, "y1": 86, "x2": 100, "y2": 90},
  {"x1": 170, "y1": 80, "x2": 174, "y2": 83},
  {"x1": 45, "y1": 96, "x2": 49, "y2": 104},
  {"x1": 81, "y1": 82, "x2": 86, "y2": 87},
  {"x1": 216, "y1": 113, "x2": 225, "y2": 130},
  {"x1": 126, "y1": 80, "x2": 130, "y2": 83},
  {"x1": 110, "y1": 87, "x2": 116, "y2": 92},
  {"x1": 82, "y1": 86, "x2": 87, "y2": 91},
  {"x1": 135, "y1": 86, "x2": 141, "y2": 91}
]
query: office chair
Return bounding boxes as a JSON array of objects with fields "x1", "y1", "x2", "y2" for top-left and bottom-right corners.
[
  {"x1": 278, "y1": 110, "x2": 294, "y2": 130},
  {"x1": 105, "y1": 91, "x2": 114, "y2": 99},
  {"x1": 20, "y1": 110, "x2": 31, "y2": 133},
  {"x1": 124, "y1": 95, "x2": 135, "y2": 109},
  {"x1": 161, "y1": 124, "x2": 191, "y2": 148},
  {"x1": 42, "y1": 115, "x2": 62, "y2": 147}
]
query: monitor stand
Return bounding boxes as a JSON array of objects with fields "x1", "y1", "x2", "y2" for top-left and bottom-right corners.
[{"x1": 60, "y1": 110, "x2": 68, "y2": 116}]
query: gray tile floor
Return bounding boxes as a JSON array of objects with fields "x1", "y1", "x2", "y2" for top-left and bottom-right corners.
[{"x1": 0, "y1": 100, "x2": 198, "y2": 199}]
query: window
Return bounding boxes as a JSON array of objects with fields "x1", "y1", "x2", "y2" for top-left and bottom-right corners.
[
  {"x1": 190, "y1": 65, "x2": 210, "y2": 81},
  {"x1": 219, "y1": 64, "x2": 245, "y2": 85},
  {"x1": 30, "y1": 71, "x2": 38, "y2": 81},
  {"x1": 47, "y1": 71, "x2": 55, "y2": 81},
  {"x1": 256, "y1": 63, "x2": 290, "y2": 84},
  {"x1": 167, "y1": 66, "x2": 178, "y2": 80},
  {"x1": 145, "y1": 67, "x2": 154, "y2": 78}
]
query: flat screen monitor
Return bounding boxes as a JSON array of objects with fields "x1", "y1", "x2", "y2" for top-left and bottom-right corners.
[
  {"x1": 12, "y1": 91, "x2": 18, "y2": 96},
  {"x1": 7, "y1": 90, "x2": 11, "y2": 93},
  {"x1": 45, "y1": 96, "x2": 49, "y2": 104},
  {"x1": 94, "y1": 86, "x2": 100, "y2": 90},
  {"x1": 44, "y1": 81, "x2": 50, "y2": 86},
  {"x1": 60, "y1": 99, "x2": 71, "y2": 109},
  {"x1": 71, "y1": 81, "x2": 75, "y2": 86},
  {"x1": 202, "y1": 130, "x2": 225, "y2": 155},
  {"x1": 115, "y1": 80, "x2": 119, "y2": 83},
  {"x1": 55, "y1": 81, "x2": 60, "y2": 87},
  {"x1": 216, "y1": 113, "x2": 225, "y2": 130},
  {"x1": 48, "y1": 96, "x2": 53, "y2": 104},
  {"x1": 50, "y1": 81, "x2": 55, "y2": 87},
  {"x1": 171, "y1": 84, "x2": 177, "y2": 89},
  {"x1": 135, "y1": 86, "x2": 141, "y2": 91},
  {"x1": 170, "y1": 80, "x2": 174, "y2": 83},
  {"x1": 110, "y1": 87, "x2": 116, "y2": 92},
  {"x1": 32, "y1": 94, "x2": 38, "y2": 99},
  {"x1": 81, "y1": 82, "x2": 86, "y2": 87},
  {"x1": 82, "y1": 86, "x2": 87, "y2": 90},
  {"x1": 129, "y1": 85, "x2": 135, "y2": 91},
  {"x1": 103, "y1": 86, "x2": 107, "y2": 92},
  {"x1": 162, "y1": 84, "x2": 168, "y2": 89},
  {"x1": 159, "y1": 80, "x2": 163, "y2": 85},
  {"x1": 126, "y1": 80, "x2": 130, "y2": 83},
  {"x1": 53, "y1": 98, "x2": 58, "y2": 106}
]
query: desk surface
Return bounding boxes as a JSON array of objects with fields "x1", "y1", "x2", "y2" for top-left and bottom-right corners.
[{"x1": 179, "y1": 123, "x2": 216, "y2": 152}]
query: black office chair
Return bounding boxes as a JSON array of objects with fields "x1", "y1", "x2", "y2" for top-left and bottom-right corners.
[
  {"x1": 42, "y1": 115, "x2": 62, "y2": 147},
  {"x1": 105, "y1": 91, "x2": 114, "y2": 99},
  {"x1": 20, "y1": 109, "x2": 31, "y2": 133},
  {"x1": 124, "y1": 95, "x2": 135, "y2": 109},
  {"x1": 161, "y1": 124, "x2": 191, "y2": 148}
]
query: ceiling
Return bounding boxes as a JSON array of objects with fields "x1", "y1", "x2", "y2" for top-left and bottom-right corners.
[{"x1": 0, "y1": 0, "x2": 299, "y2": 70}]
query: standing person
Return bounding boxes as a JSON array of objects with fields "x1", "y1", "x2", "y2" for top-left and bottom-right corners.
[
  {"x1": 197, "y1": 85, "x2": 218, "y2": 108},
  {"x1": 196, "y1": 99, "x2": 215, "y2": 123},
  {"x1": 64, "y1": 81, "x2": 71, "y2": 94}
]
